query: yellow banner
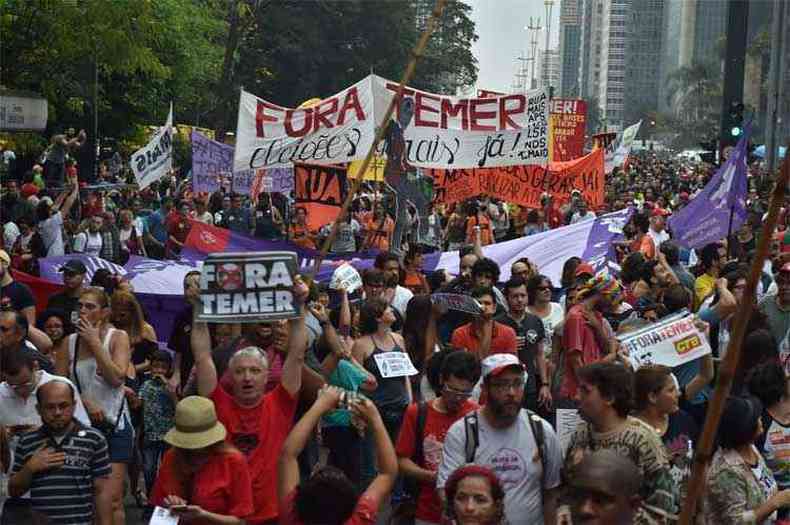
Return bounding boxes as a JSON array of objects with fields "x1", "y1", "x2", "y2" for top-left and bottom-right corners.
[{"x1": 348, "y1": 156, "x2": 386, "y2": 182}]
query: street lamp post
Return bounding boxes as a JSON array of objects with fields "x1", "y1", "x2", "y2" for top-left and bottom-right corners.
[{"x1": 544, "y1": 0, "x2": 555, "y2": 93}]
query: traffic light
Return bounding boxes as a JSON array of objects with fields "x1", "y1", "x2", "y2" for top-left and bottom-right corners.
[{"x1": 728, "y1": 101, "x2": 745, "y2": 138}]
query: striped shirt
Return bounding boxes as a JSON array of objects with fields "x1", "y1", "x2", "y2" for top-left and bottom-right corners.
[{"x1": 11, "y1": 423, "x2": 110, "y2": 524}]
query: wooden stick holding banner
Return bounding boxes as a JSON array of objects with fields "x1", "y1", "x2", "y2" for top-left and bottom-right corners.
[
  {"x1": 311, "y1": 0, "x2": 447, "y2": 275},
  {"x1": 679, "y1": 145, "x2": 790, "y2": 524}
]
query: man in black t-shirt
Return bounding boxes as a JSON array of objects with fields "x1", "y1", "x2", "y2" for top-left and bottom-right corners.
[
  {"x1": 495, "y1": 277, "x2": 550, "y2": 416},
  {"x1": 45, "y1": 259, "x2": 87, "y2": 327}
]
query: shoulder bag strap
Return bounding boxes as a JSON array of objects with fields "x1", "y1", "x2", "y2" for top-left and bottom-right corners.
[{"x1": 464, "y1": 411, "x2": 480, "y2": 464}]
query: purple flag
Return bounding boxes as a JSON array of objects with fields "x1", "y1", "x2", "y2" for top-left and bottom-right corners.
[
  {"x1": 668, "y1": 129, "x2": 750, "y2": 249},
  {"x1": 191, "y1": 131, "x2": 234, "y2": 193}
]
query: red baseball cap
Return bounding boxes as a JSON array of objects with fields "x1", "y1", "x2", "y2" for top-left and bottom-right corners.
[
  {"x1": 481, "y1": 354, "x2": 525, "y2": 381},
  {"x1": 651, "y1": 208, "x2": 671, "y2": 218},
  {"x1": 575, "y1": 263, "x2": 595, "y2": 278}
]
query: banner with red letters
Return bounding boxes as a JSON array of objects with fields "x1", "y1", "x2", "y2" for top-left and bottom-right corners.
[
  {"x1": 430, "y1": 148, "x2": 604, "y2": 209},
  {"x1": 233, "y1": 75, "x2": 549, "y2": 171}
]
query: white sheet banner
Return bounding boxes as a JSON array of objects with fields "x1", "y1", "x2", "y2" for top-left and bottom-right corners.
[
  {"x1": 330, "y1": 263, "x2": 363, "y2": 293},
  {"x1": 233, "y1": 75, "x2": 549, "y2": 171},
  {"x1": 618, "y1": 311, "x2": 711, "y2": 369},
  {"x1": 605, "y1": 120, "x2": 642, "y2": 174},
  {"x1": 133, "y1": 105, "x2": 173, "y2": 190}
]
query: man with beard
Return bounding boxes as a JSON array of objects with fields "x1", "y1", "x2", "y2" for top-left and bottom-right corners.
[
  {"x1": 396, "y1": 350, "x2": 481, "y2": 525},
  {"x1": 559, "y1": 274, "x2": 625, "y2": 403},
  {"x1": 438, "y1": 353, "x2": 562, "y2": 525},
  {"x1": 72, "y1": 214, "x2": 104, "y2": 257},
  {"x1": 8, "y1": 380, "x2": 112, "y2": 525},
  {"x1": 563, "y1": 363, "x2": 677, "y2": 525}
]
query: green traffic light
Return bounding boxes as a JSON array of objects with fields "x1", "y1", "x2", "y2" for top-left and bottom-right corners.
[{"x1": 731, "y1": 126, "x2": 742, "y2": 137}]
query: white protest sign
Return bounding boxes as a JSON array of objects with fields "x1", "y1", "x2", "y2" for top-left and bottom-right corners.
[
  {"x1": 330, "y1": 263, "x2": 363, "y2": 293},
  {"x1": 233, "y1": 75, "x2": 549, "y2": 171},
  {"x1": 197, "y1": 251, "x2": 300, "y2": 322},
  {"x1": 431, "y1": 293, "x2": 483, "y2": 315},
  {"x1": 148, "y1": 506, "x2": 179, "y2": 525},
  {"x1": 556, "y1": 408, "x2": 583, "y2": 454},
  {"x1": 605, "y1": 120, "x2": 642, "y2": 174},
  {"x1": 132, "y1": 104, "x2": 173, "y2": 190},
  {"x1": 373, "y1": 352, "x2": 419, "y2": 378},
  {"x1": 617, "y1": 311, "x2": 711, "y2": 369}
]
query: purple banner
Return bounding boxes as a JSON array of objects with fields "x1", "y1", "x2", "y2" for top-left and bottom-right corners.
[
  {"x1": 668, "y1": 128, "x2": 750, "y2": 249},
  {"x1": 191, "y1": 131, "x2": 234, "y2": 193}
]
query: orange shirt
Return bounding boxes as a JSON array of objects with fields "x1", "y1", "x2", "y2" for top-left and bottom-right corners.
[
  {"x1": 450, "y1": 321, "x2": 518, "y2": 359},
  {"x1": 210, "y1": 384, "x2": 298, "y2": 523},
  {"x1": 402, "y1": 270, "x2": 429, "y2": 295},
  {"x1": 465, "y1": 215, "x2": 493, "y2": 245},
  {"x1": 289, "y1": 223, "x2": 315, "y2": 250},
  {"x1": 151, "y1": 449, "x2": 254, "y2": 525},
  {"x1": 364, "y1": 216, "x2": 395, "y2": 251}
]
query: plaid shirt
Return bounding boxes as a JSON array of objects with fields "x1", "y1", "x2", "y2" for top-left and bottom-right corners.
[{"x1": 99, "y1": 226, "x2": 122, "y2": 263}]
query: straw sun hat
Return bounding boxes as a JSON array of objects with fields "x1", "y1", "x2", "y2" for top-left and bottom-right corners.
[{"x1": 164, "y1": 396, "x2": 227, "y2": 450}]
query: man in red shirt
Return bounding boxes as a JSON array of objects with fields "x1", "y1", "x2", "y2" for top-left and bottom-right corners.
[
  {"x1": 396, "y1": 350, "x2": 481, "y2": 524},
  {"x1": 450, "y1": 286, "x2": 517, "y2": 359},
  {"x1": 191, "y1": 279, "x2": 310, "y2": 525},
  {"x1": 559, "y1": 274, "x2": 623, "y2": 401},
  {"x1": 166, "y1": 200, "x2": 192, "y2": 258}
]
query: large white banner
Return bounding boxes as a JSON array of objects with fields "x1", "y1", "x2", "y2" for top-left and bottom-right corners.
[
  {"x1": 233, "y1": 75, "x2": 549, "y2": 171},
  {"x1": 0, "y1": 91, "x2": 48, "y2": 131},
  {"x1": 605, "y1": 120, "x2": 642, "y2": 173},
  {"x1": 132, "y1": 105, "x2": 173, "y2": 190}
]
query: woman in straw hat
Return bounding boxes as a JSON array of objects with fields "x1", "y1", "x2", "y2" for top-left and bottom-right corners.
[{"x1": 150, "y1": 396, "x2": 253, "y2": 524}]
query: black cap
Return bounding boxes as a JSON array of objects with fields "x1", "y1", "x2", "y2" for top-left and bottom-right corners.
[{"x1": 59, "y1": 259, "x2": 87, "y2": 274}]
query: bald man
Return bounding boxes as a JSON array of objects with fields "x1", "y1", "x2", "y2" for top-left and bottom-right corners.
[
  {"x1": 9, "y1": 380, "x2": 112, "y2": 525},
  {"x1": 565, "y1": 450, "x2": 642, "y2": 525}
]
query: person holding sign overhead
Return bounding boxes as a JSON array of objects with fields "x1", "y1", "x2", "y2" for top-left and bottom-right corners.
[{"x1": 189, "y1": 275, "x2": 311, "y2": 525}]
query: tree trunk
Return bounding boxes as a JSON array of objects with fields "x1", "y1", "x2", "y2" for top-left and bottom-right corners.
[{"x1": 214, "y1": 0, "x2": 242, "y2": 141}]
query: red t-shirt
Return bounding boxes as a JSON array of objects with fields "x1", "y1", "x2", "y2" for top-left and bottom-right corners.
[
  {"x1": 150, "y1": 449, "x2": 254, "y2": 525},
  {"x1": 395, "y1": 400, "x2": 478, "y2": 523},
  {"x1": 211, "y1": 383, "x2": 298, "y2": 523},
  {"x1": 279, "y1": 490, "x2": 379, "y2": 525},
  {"x1": 166, "y1": 213, "x2": 191, "y2": 249},
  {"x1": 450, "y1": 322, "x2": 517, "y2": 359},
  {"x1": 559, "y1": 304, "x2": 608, "y2": 399}
]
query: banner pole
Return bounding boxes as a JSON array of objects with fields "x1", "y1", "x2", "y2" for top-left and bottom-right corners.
[
  {"x1": 726, "y1": 203, "x2": 735, "y2": 259},
  {"x1": 311, "y1": 0, "x2": 448, "y2": 276},
  {"x1": 678, "y1": 145, "x2": 790, "y2": 524}
]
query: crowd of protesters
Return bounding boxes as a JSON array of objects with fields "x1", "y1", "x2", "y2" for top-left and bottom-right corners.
[{"x1": 2, "y1": 134, "x2": 790, "y2": 525}]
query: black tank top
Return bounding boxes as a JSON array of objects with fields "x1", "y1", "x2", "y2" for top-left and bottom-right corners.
[{"x1": 363, "y1": 334, "x2": 409, "y2": 410}]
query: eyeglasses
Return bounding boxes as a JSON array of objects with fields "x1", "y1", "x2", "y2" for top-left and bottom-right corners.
[
  {"x1": 537, "y1": 286, "x2": 552, "y2": 291},
  {"x1": 77, "y1": 302, "x2": 99, "y2": 311},
  {"x1": 9, "y1": 379, "x2": 34, "y2": 391},
  {"x1": 443, "y1": 385, "x2": 474, "y2": 399},
  {"x1": 489, "y1": 378, "x2": 526, "y2": 392}
]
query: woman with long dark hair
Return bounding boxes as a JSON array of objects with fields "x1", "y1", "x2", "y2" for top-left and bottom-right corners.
[{"x1": 401, "y1": 295, "x2": 439, "y2": 400}]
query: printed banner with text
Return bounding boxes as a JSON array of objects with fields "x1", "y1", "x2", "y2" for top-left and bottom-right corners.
[
  {"x1": 549, "y1": 99, "x2": 587, "y2": 162},
  {"x1": 430, "y1": 148, "x2": 604, "y2": 209},
  {"x1": 294, "y1": 164, "x2": 348, "y2": 231},
  {"x1": 132, "y1": 105, "x2": 173, "y2": 190},
  {"x1": 234, "y1": 75, "x2": 549, "y2": 171},
  {"x1": 191, "y1": 131, "x2": 234, "y2": 193}
]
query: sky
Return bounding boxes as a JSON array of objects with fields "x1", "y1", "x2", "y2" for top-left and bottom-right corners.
[{"x1": 466, "y1": 0, "x2": 561, "y2": 94}]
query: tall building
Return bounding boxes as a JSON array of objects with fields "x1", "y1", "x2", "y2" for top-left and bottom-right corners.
[
  {"x1": 539, "y1": 49, "x2": 561, "y2": 91},
  {"x1": 596, "y1": 0, "x2": 630, "y2": 130},
  {"x1": 623, "y1": 0, "x2": 664, "y2": 125},
  {"x1": 558, "y1": 0, "x2": 582, "y2": 97}
]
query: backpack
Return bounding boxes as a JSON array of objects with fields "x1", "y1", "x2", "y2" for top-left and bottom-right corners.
[{"x1": 463, "y1": 409, "x2": 547, "y2": 496}]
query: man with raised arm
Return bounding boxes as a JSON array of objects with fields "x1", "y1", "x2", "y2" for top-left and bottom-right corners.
[{"x1": 191, "y1": 277, "x2": 310, "y2": 525}]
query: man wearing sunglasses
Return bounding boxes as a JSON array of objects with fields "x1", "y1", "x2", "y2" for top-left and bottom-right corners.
[{"x1": 395, "y1": 351, "x2": 481, "y2": 525}]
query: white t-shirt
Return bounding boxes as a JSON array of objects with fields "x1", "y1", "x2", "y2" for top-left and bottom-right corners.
[
  {"x1": 571, "y1": 211, "x2": 596, "y2": 224},
  {"x1": 438, "y1": 409, "x2": 563, "y2": 525},
  {"x1": 195, "y1": 211, "x2": 214, "y2": 225},
  {"x1": 648, "y1": 228, "x2": 670, "y2": 251},
  {"x1": 528, "y1": 302, "x2": 565, "y2": 354},
  {"x1": 73, "y1": 230, "x2": 102, "y2": 256},
  {"x1": 0, "y1": 371, "x2": 90, "y2": 429},
  {"x1": 39, "y1": 211, "x2": 65, "y2": 256}
]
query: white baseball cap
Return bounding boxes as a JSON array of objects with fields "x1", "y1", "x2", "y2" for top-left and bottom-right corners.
[{"x1": 481, "y1": 353, "x2": 526, "y2": 381}]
